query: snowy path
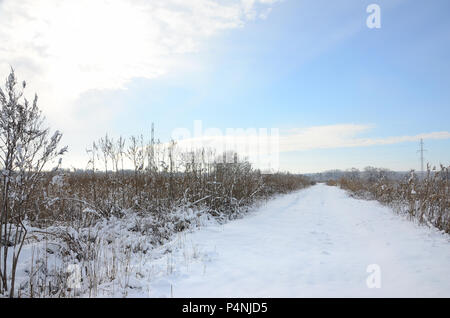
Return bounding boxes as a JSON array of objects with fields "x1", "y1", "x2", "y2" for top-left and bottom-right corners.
[{"x1": 147, "y1": 184, "x2": 450, "y2": 298}]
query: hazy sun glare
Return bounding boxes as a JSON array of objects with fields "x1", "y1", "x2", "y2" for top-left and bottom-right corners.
[{"x1": 0, "y1": 0, "x2": 277, "y2": 111}]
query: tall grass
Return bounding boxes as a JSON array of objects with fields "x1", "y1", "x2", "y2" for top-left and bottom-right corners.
[
  {"x1": 27, "y1": 139, "x2": 311, "y2": 229},
  {"x1": 335, "y1": 165, "x2": 449, "y2": 233},
  {"x1": 5, "y1": 133, "x2": 311, "y2": 298}
]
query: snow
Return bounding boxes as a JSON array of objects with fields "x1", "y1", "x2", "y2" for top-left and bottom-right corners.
[
  {"x1": 9, "y1": 183, "x2": 450, "y2": 297},
  {"x1": 145, "y1": 184, "x2": 450, "y2": 298}
]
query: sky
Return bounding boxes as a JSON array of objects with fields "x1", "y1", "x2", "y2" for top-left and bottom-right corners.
[{"x1": 0, "y1": 0, "x2": 449, "y2": 173}]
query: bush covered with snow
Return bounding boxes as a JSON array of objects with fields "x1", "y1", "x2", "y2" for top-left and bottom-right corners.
[{"x1": 334, "y1": 165, "x2": 449, "y2": 234}]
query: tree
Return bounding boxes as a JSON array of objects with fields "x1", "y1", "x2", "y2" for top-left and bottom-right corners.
[{"x1": 0, "y1": 68, "x2": 67, "y2": 297}]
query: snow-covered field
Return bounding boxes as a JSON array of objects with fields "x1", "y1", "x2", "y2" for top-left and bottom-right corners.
[
  {"x1": 11, "y1": 183, "x2": 450, "y2": 298},
  {"x1": 144, "y1": 183, "x2": 450, "y2": 298}
]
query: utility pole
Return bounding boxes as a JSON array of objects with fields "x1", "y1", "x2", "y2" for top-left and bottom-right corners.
[
  {"x1": 417, "y1": 138, "x2": 426, "y2": 178},
  {"x1": 150, "y1": 122, "x2": 155, "y2": 171}
]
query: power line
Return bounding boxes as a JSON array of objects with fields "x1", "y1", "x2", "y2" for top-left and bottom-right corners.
[
  {"x1": 149, "y1": 122, "x2": 155, "y2": 171},
  {"x1": 417, "y1": 138, "x2": 427, "y2": 177}
]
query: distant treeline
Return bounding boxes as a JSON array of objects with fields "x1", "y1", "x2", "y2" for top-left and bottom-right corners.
[{"x1": 308, "y1": 167, "x2": 412, "y2": 183}]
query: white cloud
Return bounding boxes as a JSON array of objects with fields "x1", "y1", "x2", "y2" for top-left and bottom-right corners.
[
  {"x1": 0, "y1": 0, "x2": 279, "y2": 168},
  {"x1": 155, "y1": 123, "x2": 450, "y2": 172},
  {"x1": 279, "y1": 125, "x2": 450, "y2": 152},
  {"x1": 169, "y1": 123, "x2": 450, "y2": 154},
  {"x1": 0, "y1": 0, "x2": 278, "y2": 116}
]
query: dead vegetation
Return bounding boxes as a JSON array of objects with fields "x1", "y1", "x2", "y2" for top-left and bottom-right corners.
[
  {"x1": 14, "y1": 154, "x2": 311, "y2": 297},
  {"x1": 0, "y1": 69, "x2": 312, "y2": 297},
  {"x1": 334, "y1": 166, "x2": 449, "y2": 233}
]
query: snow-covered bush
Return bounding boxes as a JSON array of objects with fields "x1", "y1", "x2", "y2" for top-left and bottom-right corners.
[
  {"x1": 0, "y1": 69, "x2": 66, "y2": 297},
  {"x1": 335, "y1": 165, "x2": 449, "y2": 233}
]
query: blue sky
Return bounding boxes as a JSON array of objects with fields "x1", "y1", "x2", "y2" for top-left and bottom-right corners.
[{"x1": 1, "y1": 0, "x2": 449, "y2": 172}]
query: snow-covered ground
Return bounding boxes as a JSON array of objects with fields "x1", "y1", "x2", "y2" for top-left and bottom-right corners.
[
  {"x1": 144, "y1": 183, "x2": 450, "y2": 298},
  {"x1": 11, "y1": 183, "x2": 449, "y2": 298}
]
